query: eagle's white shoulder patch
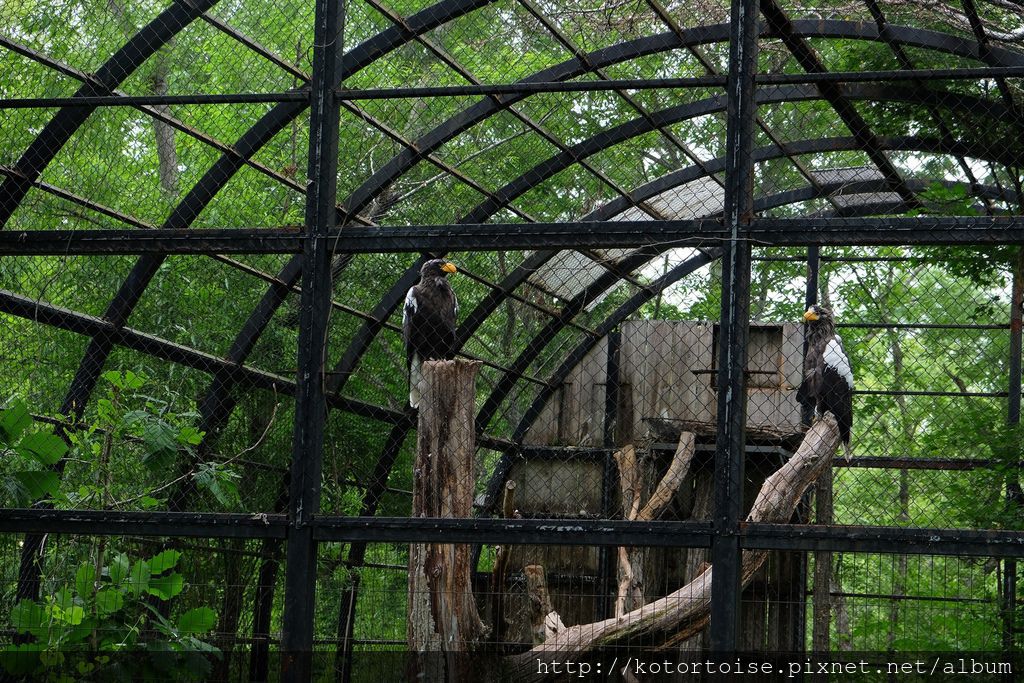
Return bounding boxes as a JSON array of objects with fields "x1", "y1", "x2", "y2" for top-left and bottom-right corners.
[
  {"x1": 404, "y1": 286, "x2": 418, "y2": 320},
  {"x1": 823, "y1": 336, "x2": 854, "y2": 388}
]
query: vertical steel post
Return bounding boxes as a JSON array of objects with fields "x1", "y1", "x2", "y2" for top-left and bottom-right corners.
[
  {"x1": 282, "y1": 0, "x2": 343, "y2": 679},
  {"x1": 710, "y1": 0, "x2": 759, "y2": 652},
  {"x1": 1003, "y1": 248, "x2": 1023, "y2": 654},
  {"x1": 598, "y1": 330, "x2": 622, "y2": 619}
]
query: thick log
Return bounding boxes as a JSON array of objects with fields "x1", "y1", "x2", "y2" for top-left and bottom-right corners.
[
  {"x1": 638, "y1": 431, "x2": 695, "y2": 522},
  {"x1": 614, "y1": 434, "x2": 696, "y2": 618},
  {"x1": 613, "y1": 445, "x2": 644, "y2": 618},
  {"x1": 408, "y1": 360, "x2": 485, "y2": 680},
  {"x1": 525, "y1": 565, "x2": 564, "y2": 645},
  {"x1": 509, "y1": 415, "x2": 841, "y2": 680}
]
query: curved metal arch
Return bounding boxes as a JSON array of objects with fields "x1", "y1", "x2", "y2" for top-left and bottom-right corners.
[
  {"x1": 471, "y1": 126, "x2": 1019, "y2": 437},
  {"x1": 50, "y1": 0, "x2": 501, "y2": 425},
  {"x1": 73, "y1": 17, "x2": 1024, "y2": 429},
  {"x1": 342, "y1": 18, "x2": 1024, "y2": 222},
  {"x1": 327, "y1": 16, "x2": 1024, "y2": 403},
  {"x1": 0, "y1": 0, "x2": 221, "y2": 228},
  {"x1": 327, "y1": 78, "x2": 1017, "y2": 410},
  {"x1": 18, "y1": 8, "x2": 1024, "y2": 493},
  {"x1": 508, "y1": 177, "x2": 1014, "y2": 447}
]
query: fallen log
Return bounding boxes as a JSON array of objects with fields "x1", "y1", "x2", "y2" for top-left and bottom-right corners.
[{"x1": 508, "y1": 414, "x2": 841, "y2": 681}]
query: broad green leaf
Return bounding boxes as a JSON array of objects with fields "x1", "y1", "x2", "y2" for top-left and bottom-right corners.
[
  {"x1": 10, "y1": 600, "x2": 46, "y2": 633},
  {"x1": 94, "y1": 589, "x2": 124, "y2": 616},
  {"x1": 194, "y1": 463, "x2": 241, "y2": 508},
  {"x1": 50, "y1": 602, "x2": 84, "y2": 626},
  {"x1": 75, "y1": 564, "x2": 95, "y2": 599},
  {"x1": 128, "y1": 561, "x2": 150, "y2": 597},
  {"x1": 177, "y1": 607, "x2": 217, "y2": 634},
  {"x1": 148, "y1": 549, "x2": 181, "y2": 574},
  {"x1": 100, "y1": 370, "x2": 123, "y2": 388},
  {"x1": 147, "y1": 572, "x2": 184, "y2": 600},
  {"x1": 139, "y1": 496, "x2": 161, "y2": 509},
  {"x1": 108, "y1": 553, "x2": 130, "y2": 585},
  {"x1": 177, "y1": 426, "x2": 204, "y2": 446},
  {"x1": 96, "y1": 398, "x2": 115, "y2": 424},
  {"x1": 148, "y1": 550, "x2": 181, "y2": 574},
  {"x1": 121, "y1": 410, "x2": 150, "y2": 427},
  {"x1": 122, "y1": 370, "x2": 146, "y2": 390},
  {"x1": 38, "y1": 650, "x2": 63, "y2": 667},
  {"x1": 142, "y1": 420, "x2": 178, "y2": 468},
  {"x1": 13, "y1": 471, "x2": 60, "y2": 500},
  {"x1": 0, "y1": 401, "x2": 31, "y2": 444},
  {"x1": 16, "y1": 432, "x2": 68, "y2": 466},
  {"x1": 52, "y1": 588, "x2": 75, "y2": 614}
]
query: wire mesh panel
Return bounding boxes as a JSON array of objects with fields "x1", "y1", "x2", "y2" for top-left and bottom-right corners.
[{"x1": 3, "y1": 0, "x2": 1024, "y2": 678}]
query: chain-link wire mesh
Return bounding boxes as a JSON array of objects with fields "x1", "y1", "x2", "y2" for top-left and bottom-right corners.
[{"x1": 4, "y1": 0, "x2": 1024, "y2": 678}]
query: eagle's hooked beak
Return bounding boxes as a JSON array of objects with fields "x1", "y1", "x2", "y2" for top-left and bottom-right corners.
[
  {"x1": 441, "y1": 262, "x2": 457, "y2": 274},
  {"x1": 803, "y1": 308, "x2": 819, "y2": 322}
]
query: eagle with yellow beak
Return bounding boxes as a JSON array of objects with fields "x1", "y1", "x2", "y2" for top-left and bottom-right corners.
[
  {"x1": 403, "y1": 259, "x2": 459, "y2": 408},
  {"x1": 798, "y1": 304, "x2": 854, "y2": 457}
]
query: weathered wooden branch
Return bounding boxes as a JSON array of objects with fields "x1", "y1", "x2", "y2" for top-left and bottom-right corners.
[
  {"x1": 490, "y1": 480, "x2": 517, "y2": 646},
  {"x1": 525, "y1": 564, "x2": 563, "y2": 645},
  {"x1": 613, "y1": 445, "x2": 644, "y2": 618},
  {"x1": 637, "y1": 432, "x2": 695, "y2": 523},
  {"x1": 614, "y1": 434, "x2": 695, "y2": 618},
  {"x1": 408, "y1": 360, "x2": 485, "y2": 680},
  {"x1": 510, "y1": 415, "x2": 841, "y2": 680}
]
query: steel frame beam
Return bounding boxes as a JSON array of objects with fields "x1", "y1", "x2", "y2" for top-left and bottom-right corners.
[
  {"x1": 709, "y1": 0, "x2": 758, "y2": 649},
  {"x1": 5, "y1": 0, "x2": 1024, "y2": 659},
  {"x1": 13, "y1": 217, "x2": 1019, "y2": 255},
  {"x1": 3, "y1": 509, "x2": 1022, "y2": 559},
  {"x1": 280, "y1": 0, "x2": 342, "y2": 677},
  {"x1": 12, "y1": 216, "x2": 1023, "y2": 254}
]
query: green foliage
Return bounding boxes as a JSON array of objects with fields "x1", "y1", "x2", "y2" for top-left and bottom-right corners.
[
  {"x1": 1, "y1": 549, "x2": 219, "y2": 681},
  {"x1": 0, "y1": 400, "x2": 67, "y2": 506}
]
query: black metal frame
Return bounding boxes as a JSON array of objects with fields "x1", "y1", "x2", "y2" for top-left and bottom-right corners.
[{"x1": 2, "y1": 0, "x2": 1024, "y2": 668}]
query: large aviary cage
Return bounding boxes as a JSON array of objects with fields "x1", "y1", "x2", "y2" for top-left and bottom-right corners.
[{"x1": 2, "y1": 0, "x2": 1024, "y2": 680}]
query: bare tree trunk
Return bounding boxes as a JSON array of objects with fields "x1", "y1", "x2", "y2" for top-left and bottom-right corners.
[
  {"x1": 614, "y1": 434, "x2": 696, "y2": 617},
  {"x1": 107, "y1": 0, "x2": 178, "y2": 197},
  {"x1": 408, "y1": 360, "x2": 485, "y2": 680},
  {"x1": 490, "y1": 480, "x2": 517, "y2": 647},
  {"x1": 832, "y1": 558, "x2": 853, "y2": 651},
  {"x1": 525, "y1": 565, "x2": 564, "y2": 645},
  {"x1": 812, "y1": 465, "x2": 833, "y2": 658},
  {"x1": 149, "y1": 55, "x2": 178, "y2": 197},
  {"x1": 509, "y1": 416, "x2": 842, "y2": 680},
  {"x1": 613, "y1": 445, "x2": 644, "y2": 618}
]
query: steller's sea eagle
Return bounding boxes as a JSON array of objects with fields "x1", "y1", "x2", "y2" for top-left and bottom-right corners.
[
  {"x1": 798, "y1": 304, "x2": 854, "y2": 457},
  {"x1": 403, "y1": 259, "x2": 459, "y2": 408}
]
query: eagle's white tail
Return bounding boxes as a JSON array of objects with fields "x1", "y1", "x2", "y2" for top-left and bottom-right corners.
[{"x1": 408, "y1": 354, "x2": 423, "y2": 408}]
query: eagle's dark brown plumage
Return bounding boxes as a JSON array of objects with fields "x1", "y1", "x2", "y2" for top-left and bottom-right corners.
[
  {"x1": 403, "y1": 259, "x2": 458, "y2": 408},
  {"x1": 798, "y1": 304, "x2": 854, "y2": 456}
]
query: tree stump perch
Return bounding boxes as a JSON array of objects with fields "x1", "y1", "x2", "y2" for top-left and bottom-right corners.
[{"x1": 408, "y1": 359, "x2": 485, "y2": 680}]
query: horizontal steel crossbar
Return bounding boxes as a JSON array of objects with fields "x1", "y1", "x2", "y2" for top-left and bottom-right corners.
[
  {"x1": 4, "y1": 217, "x2": 1024, "y2": 255},
  {"x1": 2, "y1": 511, "x2": 1023, "y2": 558},
  {"x1": 5, "y1": 67, "x2": 1024, "y2": 108}
]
